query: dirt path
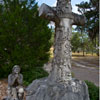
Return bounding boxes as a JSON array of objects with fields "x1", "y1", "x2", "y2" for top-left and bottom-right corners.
[
  {"x1": 71, "y1": 56, "x2": 99, "y2": 86},
  {"x1": 72, "y1": 66, "x2": 99, "y2": 86}
]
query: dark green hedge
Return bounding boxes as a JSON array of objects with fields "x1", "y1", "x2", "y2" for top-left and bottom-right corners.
[{"x1": 0, "y1": 0, "x2": 52, "y2": 83}]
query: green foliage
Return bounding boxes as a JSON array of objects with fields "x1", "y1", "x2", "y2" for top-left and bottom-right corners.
[
  {"x1": 85, "y1": 81, "x2": 99, "y2": 100},
  {"x1": 74, "y1": 24, "x2": 99, "y2": 55},
  {"x1": 50, "y1": 28, "x2": 55, "y2": 45},
  {"x1": 0, "y1": 0, "x2": 52, "y2": 83},
  {"x1": 71, "y1": 29, "x2": 90, "y2": 54},
  {"x1": 71, "y1": 31, "x2": 81, "y2": 52},
  {"x1": 76, "y1": 0, "x2": 99, "y2": 40},
  {"x1": 76, "y1": 0, "x2": 99, "y2": 55},
  {"x1": 23, "y1": 68, "x2": 48, "y2": 86}
]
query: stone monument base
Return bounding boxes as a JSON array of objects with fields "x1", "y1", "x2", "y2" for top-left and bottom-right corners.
[{"x1": 26, "y1": 78, "x2": 90, "y2": 100}]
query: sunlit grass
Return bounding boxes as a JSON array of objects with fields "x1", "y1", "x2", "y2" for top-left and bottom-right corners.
[
  {"x1": 72, "y1": 52, "x2": 97, "y2": 56},
  {"x1": 49, "y1": 47, "x2": 98, "y2": 59}
]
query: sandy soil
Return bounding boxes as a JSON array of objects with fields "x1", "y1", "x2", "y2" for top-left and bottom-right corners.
[{"x1": 0, "y1": 79, "x2": 7, "y2": 100}]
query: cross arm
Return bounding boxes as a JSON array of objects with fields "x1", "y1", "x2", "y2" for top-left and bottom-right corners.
[
  {"x1": 72, "y1": 13, "x2": 85, "y2": 26},
  {"x1": 39, "y1": 3, "x2": 60, "y2": 24}
]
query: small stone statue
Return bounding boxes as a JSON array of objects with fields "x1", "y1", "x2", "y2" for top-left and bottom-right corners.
[{"x1": 6, "y1": 65, "x2": 24, "y2": 100}]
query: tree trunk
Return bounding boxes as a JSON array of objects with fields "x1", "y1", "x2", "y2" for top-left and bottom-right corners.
[
  {"x1": 92, "y1": 49, "x2": 94, "y2": 56},
  {"x1": 80, "y1": 29, "x2": 85, "y2": 56},
  {"x1": 83, "y1": 49, "x2": 85, "y2": 56}
]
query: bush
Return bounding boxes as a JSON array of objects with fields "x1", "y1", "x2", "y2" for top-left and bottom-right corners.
[
  {"x1": 23, "y1": 68, "x2": 48, "y2": 86},
  {"x1": 85, "y1": 81, "x2": 99, "y2": 100},
  {"x1": 0, "y1": 0, "x2": 52, "y2": 83}
]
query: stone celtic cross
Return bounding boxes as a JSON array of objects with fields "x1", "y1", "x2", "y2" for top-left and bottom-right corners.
[{"x1": 39, "y1": 0, "x2": 85, "y2": 84}]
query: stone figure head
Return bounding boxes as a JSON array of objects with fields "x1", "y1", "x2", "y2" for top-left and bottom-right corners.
[{"x1": 12, "y1": 65, "x2": 21, "y2": 74}]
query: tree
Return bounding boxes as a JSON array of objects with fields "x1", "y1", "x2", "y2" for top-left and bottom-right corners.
[
  {"x1": 0, "y1": 0, "x2": 52, "y2": 84},
  {"x1": 76, "y1": 0, "x2": 99, "y2": 40},
  {"x1": 71, "y1": 28, "x2": 89, "y2": 56},
  {"x1": 76, "y1": 0, "x2": 99, "y2": 56},
  {"x1": 71, "y1": 31, "x2": 81, "y2": 53}
]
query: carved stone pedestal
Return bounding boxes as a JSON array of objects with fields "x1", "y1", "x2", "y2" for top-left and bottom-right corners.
[{"x1": 26, "y1": 78, "x2": 89, "y2": 100}]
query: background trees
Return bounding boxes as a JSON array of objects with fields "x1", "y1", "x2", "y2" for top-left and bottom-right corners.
[
  {"x1": 0, "y1": 0, "x2": 52, "y2": 84},
  {"x1": 76, "y1": 0, "x2": 99, "y2": 40},
  {"x1": 71, "y1": 31, "x2": 81, "y2": 53},
  {"x1": 73, "y1": 0, "x2": 99, "y2": 56},
  {"x1": 71, "y1": 27, "x2": 98, "y2": 56}
]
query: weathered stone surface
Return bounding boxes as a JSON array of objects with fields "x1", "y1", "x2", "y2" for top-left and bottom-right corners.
[
  {"x1": 39, "y1": 0, "x2": 85, "y2": 83},
  {"x1": 26, "y1": 0, "x2": 90, "y2": 100},
  {"x1": 26, "y1": 78, "x2": 90, "y2": 100},
  {"x1": 4, "y1": 65, "x2": 24, "y2": 100}
]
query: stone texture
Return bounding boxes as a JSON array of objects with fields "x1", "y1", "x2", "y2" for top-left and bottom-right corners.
[
  {"x1": 26, "y1": 0, "x2": 90, "y2": 100},
  {"x1": 26, "y1": 78, "x2": 90, "y2": 100},
  {"x1": 4, "y1": 65, "x2": 24, "y2": 100},
  {"x1": 38, "y1": 1, "x2": 85, "y2": 83}
]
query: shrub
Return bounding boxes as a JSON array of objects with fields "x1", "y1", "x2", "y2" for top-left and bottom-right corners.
[
  {"x1": 0, "y1": 0, "x2": 52, "y2": 83},
  {"x1": 85, "y1": 81, "x2": 99, "y2": 100},
  {"x1": 23, "y1": 68, "x2": 48, "y2": 86}
]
